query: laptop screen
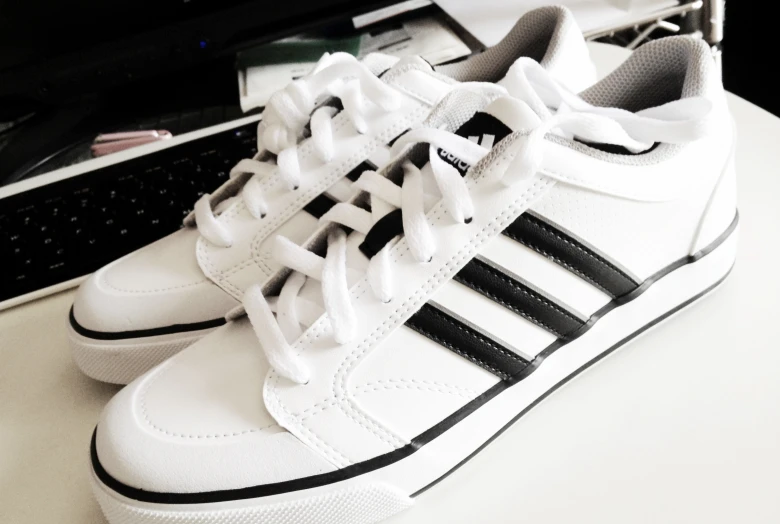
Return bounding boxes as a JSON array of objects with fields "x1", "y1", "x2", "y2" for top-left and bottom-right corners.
[{"x1": 0, "y1": 0, "x2": 397, "y2": 101}]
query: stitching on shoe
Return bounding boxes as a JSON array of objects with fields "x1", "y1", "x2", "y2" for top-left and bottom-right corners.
[
  {"x1": 200, "y1": 103, "x2": 430, "y2": 301},
  {"x1": 246, "y1": 105, "x2": 429, "y2": 266},
  {"x1": 295, "y1": 380, "x2": 479, "y2": 420},
  {"x1": 294, "y1": 380, "x2": 479, "y2": 422},
  {"x1": 197, "y1": 111, "x2": 355, "y2": 297},
  {"x1": 295, "y1": 419, "x2": 355, "y2": 466},
  {"x1": 454, "y1": 264, "x2": 580, "y2": 336},
  {"x1": 329, "y1": 177, "x2": 553, "y2": 450},
  {"x1": 470, "y1": 262, "x2": 581, "y2": 322},
  {"x1": 246, "y1": 141, "x2": 374, "y2": 266},
  {"x1": 403, "y1": 320, "x2": 508, "y2": 379},
  {"x1": 425, "y1": 306, "x2": 528, "y2": 362},
  {"x1": 101, "y1": 271, "x2": 211, "y2": 294},
  {"x1": 331, "y1": 144, "x2": 545, "y2": 353},
  {"x1": 504, "y1": 234, "x2": 615, "y2": 296},
  {"x1": 390, "y1": 71, "x2": 441, "y2": 105},
  {"x1": 138, "y1": 360, "x2": 277, "y2": 440},
  {"x1": 453, "y1": 274, "x2": 562, "y2": 336},
  {"x1": 265, "y1": 323, "x2": 375, "y2": 466},
  {"x1": 262, "y1": 320, "x2": 355, "y2": 466},
  {"x1": 352, "y1": 379, "x2": 479, "y2": 398},
  {"x1": 267, "y1": 135, "x2": 552, "y2": 464},
  {"x1": 525, "y1": 214, "x2": 636, "y2": 285}
]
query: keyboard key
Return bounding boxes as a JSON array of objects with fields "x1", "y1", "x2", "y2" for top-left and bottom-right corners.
[{"x1": 0, "y1": 121, "x2": 259, "y2": 303}]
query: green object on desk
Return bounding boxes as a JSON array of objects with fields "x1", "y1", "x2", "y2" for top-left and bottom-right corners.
[{"x1": 237, "y1": 36, "x2": 362, "y2": 67}]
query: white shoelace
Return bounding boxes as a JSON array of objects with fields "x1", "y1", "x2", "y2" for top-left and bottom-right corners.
[
  {"x1": 194, "y1": 52, "x2": 402, "y2": 248},
  {"x1": 243, "y1": 60, "x2": 714, "y2": 384}
]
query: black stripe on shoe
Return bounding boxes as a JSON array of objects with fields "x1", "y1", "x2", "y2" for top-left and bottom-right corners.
[
  {"x1": 359, "y1": 208, "x2": 402, "y2": 259},
  {"x1": 387, "y1": 128, "x2": 410, "y2": 147},
  {"x1": 302, "y1": 194, "x2": 338, "y2": 219},
  {"x1": 345, "y1": 161, "x2": 379, "y2": 182},
  {"x1": 454, "y1": 257, "x2": 585, "y2": 339},
  {"x1": 405, "y1": 302, "x2": 529, "y2": 379},
  {"x1": 345, "y1": 129, "x2": 408, "y2": 183},
  {"x1": 502, "y1": 213, "x2": 640, "y2": 298}
]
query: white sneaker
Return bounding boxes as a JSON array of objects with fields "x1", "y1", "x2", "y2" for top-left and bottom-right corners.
[
  {"x1": 68, "y1": 6, "x2": 596, "y2": 384},
  {"x1": 90, "y1": 36, "x2": 736, "y2": 524}
]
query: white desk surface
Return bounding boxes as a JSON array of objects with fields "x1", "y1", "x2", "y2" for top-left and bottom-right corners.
[{"x1": 2, "y1": 44, "x2": 780, "y2": 523}]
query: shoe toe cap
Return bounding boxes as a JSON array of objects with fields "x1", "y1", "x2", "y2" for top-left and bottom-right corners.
[
  {"x1": 94, "y1": 318, "x2": 336, "y2": 494},
  {"x1": 72, "y1": 228, "x2": 238, "y2": 334}
]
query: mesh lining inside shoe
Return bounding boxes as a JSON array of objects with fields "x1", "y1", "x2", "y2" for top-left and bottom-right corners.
[
  {"x1": 436, "y1": 6, "x2": 575, "y2": 83},
  {"x1": 581, "y1": 36, "x2": 714, "y2": 112}
]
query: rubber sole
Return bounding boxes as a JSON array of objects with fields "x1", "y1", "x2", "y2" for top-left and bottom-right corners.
[
  {"x1": 90, "y1": 223, "x2": 738, "y2": 523},
  {"x1": 68, "y1": 324, "x2": 216, "y2": 385}
]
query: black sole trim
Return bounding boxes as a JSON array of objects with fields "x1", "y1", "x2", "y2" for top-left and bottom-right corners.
[
  {"x1": 91, "y1": 212, "x2": 738, "y2": 505},
  {"x1": 69, "y1": 307, "x2": 225, "y2": 341},
  {"x1": 90, "y1": 429, "x2": 417, "y2": 505}
]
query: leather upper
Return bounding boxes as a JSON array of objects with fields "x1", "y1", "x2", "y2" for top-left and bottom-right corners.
[
  {"x1": 73, "y1": 228, "x2": 239, "y2": 333},
  {"x1": 95, "y1": 317, "x2": 336, "y2": 493}
]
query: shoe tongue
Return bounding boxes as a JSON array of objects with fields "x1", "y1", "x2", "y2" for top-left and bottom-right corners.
[
  {"x1": 437, "y1": 97, "x2": 540, "y2": 176},
  {"x1": 361, "y1": 52, "x2": 402, "y2": 76},
  {"x1": 386, "y1": 54, "x2": 433, "y2": 73},
  {"x1": 377, "y1": 54, "x2": 437, "y2": 88}
]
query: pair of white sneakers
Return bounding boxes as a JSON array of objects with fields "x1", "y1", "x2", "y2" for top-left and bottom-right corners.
[{"x1": 73, "y1": 7, "x2": 737, "y2": 524}]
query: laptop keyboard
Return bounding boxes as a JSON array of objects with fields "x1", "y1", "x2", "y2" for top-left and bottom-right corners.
[{"x1": 0, "y1": 122, "x2": 258, "y2": 304}]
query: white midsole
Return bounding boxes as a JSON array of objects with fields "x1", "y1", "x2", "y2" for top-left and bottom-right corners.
[
  {"x1": 92, "y1": 225, "x2": 738, "y2": 522},
  {"x1": 68, "y1": 324, "x2": 217, "y2": 384}
]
